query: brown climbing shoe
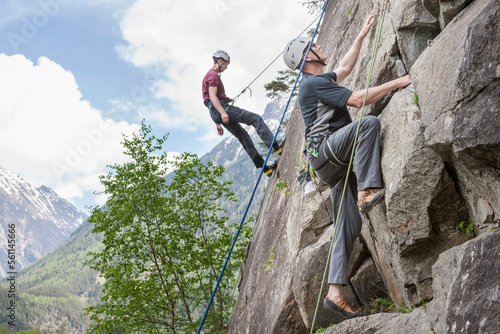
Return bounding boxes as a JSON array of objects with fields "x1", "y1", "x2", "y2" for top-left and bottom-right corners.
[
  {"x1": 357, "y1": 188, "x2": 386, "y2": 214},
  {"x1": 323, "y1": 297, "x2": 363, "y2": 319}
]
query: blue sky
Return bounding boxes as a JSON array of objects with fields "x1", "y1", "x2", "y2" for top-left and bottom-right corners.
[{"x1": 0, "y1": 0, "x2": 317, "y2": 211}]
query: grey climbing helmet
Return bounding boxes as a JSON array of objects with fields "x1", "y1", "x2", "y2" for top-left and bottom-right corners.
[
  {"x1": 213, "y1": 50, "x2": 230, "y2": 63},
  {"x1": 283, "y1": 37, "x2": 309, "y2": 70}
]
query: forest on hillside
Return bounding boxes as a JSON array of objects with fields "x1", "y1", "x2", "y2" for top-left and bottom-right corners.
[{"x1": 0, "y1": 221, "x2": 103, "y2": 333}]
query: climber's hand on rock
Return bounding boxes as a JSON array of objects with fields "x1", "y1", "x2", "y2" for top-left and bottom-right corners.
[
  {"x1": 359, "y1": 12, "x2": 376, "y2": 38},
  {"x1": 395, "y1": 75, "x2": 412, "y2": 89}
]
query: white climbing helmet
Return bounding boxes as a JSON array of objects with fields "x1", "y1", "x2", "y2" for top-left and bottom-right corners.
[
  {"x1": 213, "y1": 50, "x2": 230, "y2": 63},
  {"x1": 283, "y1": 37, "x2": 310, "y2": 70}
]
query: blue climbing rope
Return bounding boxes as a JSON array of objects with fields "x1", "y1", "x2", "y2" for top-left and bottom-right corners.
[{"x1": 196, "y1": 1, "x2": 331, "y2": 333}]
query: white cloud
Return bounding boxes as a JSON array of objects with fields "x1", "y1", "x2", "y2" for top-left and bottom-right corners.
[
  {"x1": 136, "y1": 103, "x2": 196, "y2": 131},
  {"x1": 165, "y1": 151, "x2": 182, "y2": 174},
  {"x1": 0, "y1": 54, "x2": 140, "y2": 204},
  {"x1": 198, "y1": 128, "x2": 228, "y2": 144},
  {"x1": 116, "y1": 0, "x2": 316, "y2": 136},
  {"x1": 94, "y1": 193, "x2": 110, "y2": 206}
]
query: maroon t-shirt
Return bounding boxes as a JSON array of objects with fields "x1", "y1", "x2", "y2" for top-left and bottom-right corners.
[{"x1": 202, "y1": 69, "x2": 230, "y2": 106}]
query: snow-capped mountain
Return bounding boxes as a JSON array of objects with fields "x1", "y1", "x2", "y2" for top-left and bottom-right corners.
[{"x1": 0, "y1": 166, "x2": 87, "y2": 277}]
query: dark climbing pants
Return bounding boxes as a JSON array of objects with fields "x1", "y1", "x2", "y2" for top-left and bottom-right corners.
[
  {"x1": 307, "y1": 116, "x2": 382, "y2": 285},
  {"x1": 209, "y1": 102, "x2": 277, "y2": 168}
]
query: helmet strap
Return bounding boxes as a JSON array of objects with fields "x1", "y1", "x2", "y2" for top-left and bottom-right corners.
[
  {"x1": 217, "y1": 59, "x2": 227, "y2": 75},
  {"x1": 308, "y1": 49, "x2": 327, "y2": 67}
]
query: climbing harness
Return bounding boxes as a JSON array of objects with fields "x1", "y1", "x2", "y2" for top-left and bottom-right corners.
[
  {"x1": 206, "y1": 101, "x2": 224, "y2": 120},
  {"x1": 308, "y1": 0, "x2": 390, "y2": 332},
  {"x1": 196, "y1": 3, "x2": 329, "y2": 333}
]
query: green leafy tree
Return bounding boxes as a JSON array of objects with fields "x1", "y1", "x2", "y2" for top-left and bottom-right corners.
[
  {"x1": 19, "y1": 329, "x2": 42, "y2": 334},
  {"x1": 84, "y1": 123, "x2": 251, "y2": 333},
  {"x1": 0, "y1": 324, "x2": 41, "y2": 334},
  {"x1": 0, "y1": 324, "x2": 9, "y2": 334}
]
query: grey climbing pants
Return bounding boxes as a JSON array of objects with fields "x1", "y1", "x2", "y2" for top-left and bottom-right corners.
[
  {"x1": 209, "y1": 101, "x2": 277, "y2": 168},
  {"x1": 307, "y1": 116, "x2": 382, "y2": 285}
]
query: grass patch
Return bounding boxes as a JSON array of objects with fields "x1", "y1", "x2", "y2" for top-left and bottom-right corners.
[
  {"x1": 456, "y1": 217, "x2": 475, "y2": 236},
  {"x1": 314, "y1": 323, "x2": 336, "y2": 333},
  {"x1": 275, "y1": 179, "x2": 290, "y2": 195},
  {"x1": 369, "y1": 294, "x2": 414, "y2": 314},
  {"x1": 409, "y1": 90, "x2": 419, "y2": 107}
]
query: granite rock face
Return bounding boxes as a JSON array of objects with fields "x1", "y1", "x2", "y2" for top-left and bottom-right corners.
[
  {"x1": 321, "y1": 230, "x2": 500, "y2": 334},
  {"x1": 412, "y1": 0, "x2": 500, "y2": 237},
  {"x1": 323, "y1": 307, "x2": 433, "y2": 334},
  {"x1": 427, "y1": 230, "x2": 500, "y2": 334},
  {"x1": 228, "y1": 0, "x2": 500, "y2": 333}
]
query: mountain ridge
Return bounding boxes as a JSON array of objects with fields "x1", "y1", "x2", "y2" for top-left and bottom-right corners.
[{"x1": 0, "y1": 166, "x2": 87, "y2": 277}]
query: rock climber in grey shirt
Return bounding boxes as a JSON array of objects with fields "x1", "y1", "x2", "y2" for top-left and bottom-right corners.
[{"x1": 284, "y1": 11, "x2": 411, "y2": 320}]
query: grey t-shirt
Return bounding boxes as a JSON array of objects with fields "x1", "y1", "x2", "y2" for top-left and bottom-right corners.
[{"x1": 298, "y1": 72, "x2": 353, "y2": 139}]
